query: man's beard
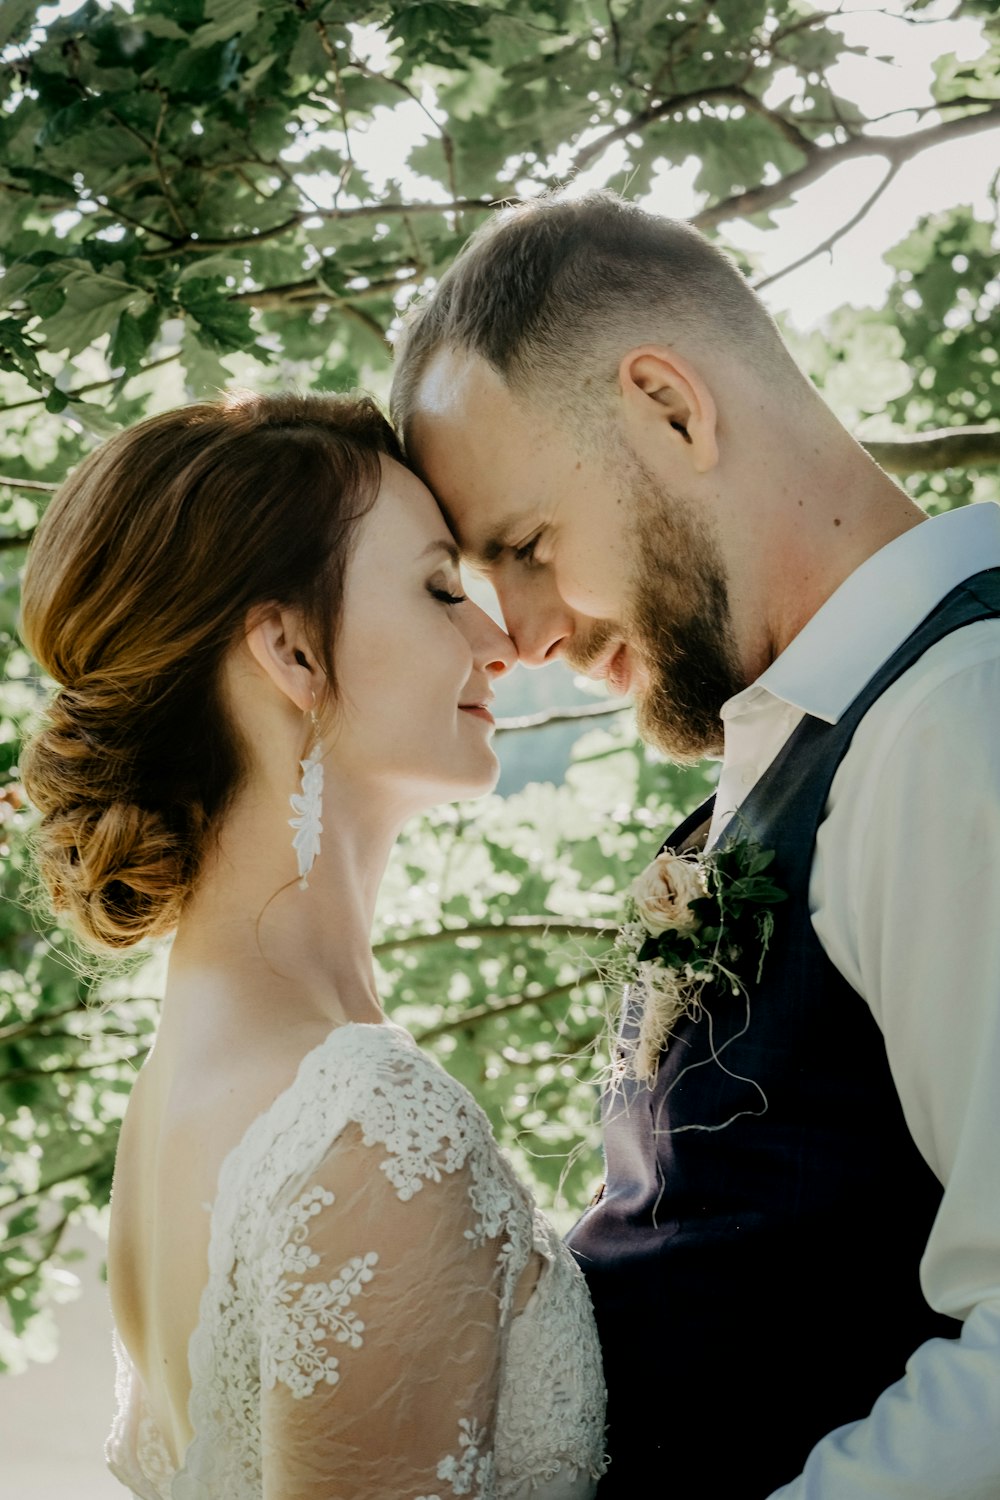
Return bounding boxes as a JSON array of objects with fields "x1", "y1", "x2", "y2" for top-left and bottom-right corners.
[{"x1": 619, "y1": 451, "x2": 745, "y2": 762}]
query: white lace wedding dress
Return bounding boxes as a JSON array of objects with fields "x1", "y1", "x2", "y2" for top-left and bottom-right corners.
[{"x1": 105, "y1": 1021, "x2": 608, "y2": 1499}]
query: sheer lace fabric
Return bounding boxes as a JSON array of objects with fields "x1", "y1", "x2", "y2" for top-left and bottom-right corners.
[{"x1": 105, "y1": 1022, "x2": 607, "y2": 1499}]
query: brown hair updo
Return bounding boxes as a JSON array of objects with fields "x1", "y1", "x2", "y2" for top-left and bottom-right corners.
[{"x1": 19, "y1": 391, "x2": 401, "y2": 951}]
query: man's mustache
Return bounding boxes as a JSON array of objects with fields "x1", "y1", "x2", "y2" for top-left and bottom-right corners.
[{"x1": 560, "y1": 621, "x2": 619, "y2": 676}]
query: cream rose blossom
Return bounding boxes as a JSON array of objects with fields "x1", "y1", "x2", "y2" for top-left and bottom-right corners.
[
  {"x1": 629, "y1": 852, "x2": 707, "y2": 937},
  {"x1": 614, "y1": 841, "x2": 786, "y2": 1083}
]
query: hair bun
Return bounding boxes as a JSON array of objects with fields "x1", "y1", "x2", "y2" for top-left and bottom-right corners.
[{"x1": 21, "y1": 709, "x2": 189, "y2": 950}]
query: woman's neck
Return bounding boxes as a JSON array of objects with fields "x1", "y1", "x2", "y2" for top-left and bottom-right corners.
[{"x1": 158, "y1": 770, "x2": 404, "y2": 1052}]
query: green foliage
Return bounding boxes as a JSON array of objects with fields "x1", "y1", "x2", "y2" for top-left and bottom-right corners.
[
  {"x1": 790, "y1": 200, "x2": 1000, "y2": 513},
  {"x1": 0, "y1": 0, "x2": 998, "y2": 1369},
  {"x1": 375, "y1": 724, "x2": 715, "y2": 1215}
]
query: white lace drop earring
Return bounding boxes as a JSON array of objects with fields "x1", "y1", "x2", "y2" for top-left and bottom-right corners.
[{"x1": 289, "y1": 702, "x2": 323, "y2": 889}]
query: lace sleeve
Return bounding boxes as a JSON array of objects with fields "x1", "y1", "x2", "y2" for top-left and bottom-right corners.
[{"x1": 255, "y1": 1116, "x2": 522, "y2": 1500}]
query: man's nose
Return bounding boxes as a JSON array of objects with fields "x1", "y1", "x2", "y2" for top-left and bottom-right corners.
[{"x1": 495, "y1": 574, "x2": 574, "y2": 668}]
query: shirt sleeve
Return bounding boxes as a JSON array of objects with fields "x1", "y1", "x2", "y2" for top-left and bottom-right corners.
[
  {"x1": 255, "y1": 1118, "x2": 525, "y2": 1500},
  {"x1": 774, "y1": 640, "x2": 1000, "y2": 1496}
]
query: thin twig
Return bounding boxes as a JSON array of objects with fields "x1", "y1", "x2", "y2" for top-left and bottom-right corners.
[
  {"x1": 313, "y1": 17, "x2": 355, "y2": 203},
  {"x1": 338, "y1": 303, "x2": 393, "y2": 353},
  {"x1": 753, "y1": 159, "x2": 900, "y2": 291},
  {"x1": 348, "y1": 50, "x2": 461, "y2": 221}
]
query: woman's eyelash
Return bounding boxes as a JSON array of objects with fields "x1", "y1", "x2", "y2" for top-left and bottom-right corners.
[
  {"x1": 430, "y1": 586, "x2": 467, "y2": 606},
  {"x1": 513, "y1": 534, "x2": 540, "y2": 564}
]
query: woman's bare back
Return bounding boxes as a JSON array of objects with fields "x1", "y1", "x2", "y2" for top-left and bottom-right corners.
[{"x1": 106, "y1": 1023, "x2": 331, "y2": 1468}]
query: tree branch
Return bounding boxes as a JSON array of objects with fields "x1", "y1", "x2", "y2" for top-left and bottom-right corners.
[
  {"x1": 339, "y1": 302, "x2": 392, "y2": 354},
  {"x1": 753, "y1": 158, "x2": 901, "y2": 291},
  {"x1": 373, "y1": 918, "x2": 615, "y2": 957},
  {"x1": 139, "y1": 199, "x2": 497, "y2": 259},
  {"x1": 693, "y1": 103, "x2": 1000, "y2": 229},
  {"x1": 1, "y1": 1047, "x2": 148, "y2": 1085},
  {"x1": 862, "y1": 426, "x2": 1000, "y2": 474},
  {"x1": 0, "y1": 999, "x2": 90, "y2": 1044},
  {"x1": 0, "y1": 351, "x2": 181, "y2": 419},
  {"x1": 811, "y1": 94, "x2": 994, "y2": 131},
  {"x1": 144, "y1": 92, "x2": 189, "y2": 236},
  {"x1": 415, "y1": 977, "x2": 592, "y2": 1042},
  {"x1": 231, "y1": 270, "x2": 419, "y2": 310},
  {"x1": 0, "y1": 1151, "x2": 114, "y2": 1212},
  {"x1": 649, "y1": 0, "x2": 718, "y2": 100},
  {"x1": 495, "y1": 699, "x2": 631, "y2": 732},
  {"x1": 347, "y1": 49, "x2": 462, "y2": 221},
  {"x1": 572, "y1": 83, "x2": 817, "y2": 172},
  {"x1": 0, "y1": 1209, "x2": 73, "y2": 1297},
  {"x1": 0, "y1": 475, "x2": 58, "y2": 493},
  {"x1": 605, "y1": 0, "x2": 623, "y2": 72}
]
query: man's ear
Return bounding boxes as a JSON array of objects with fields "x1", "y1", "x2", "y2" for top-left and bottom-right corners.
[
  {"x1": 244, "y1": 605, "x2": 319, "y2": 714},
  {"x1": 619, "y1": 347, "x2": 719, "y2": 474}
]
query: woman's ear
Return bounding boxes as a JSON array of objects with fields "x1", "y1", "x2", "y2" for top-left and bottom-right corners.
[
  {"x1": 619, "y1": 347, "x2": 719, "y2": 474},
  {"x1": 244, "y1": 605, "x2": 319, "y2": 713}
]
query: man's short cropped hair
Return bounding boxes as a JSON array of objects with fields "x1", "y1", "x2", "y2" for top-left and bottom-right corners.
[{"x1": 390, "y1": 188, "x2": 805, "y2": 439}]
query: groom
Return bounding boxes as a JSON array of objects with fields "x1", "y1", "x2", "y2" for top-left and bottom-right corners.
[{"x1": 389, "y1": 191, "x2": 1000, "y2": 1497}]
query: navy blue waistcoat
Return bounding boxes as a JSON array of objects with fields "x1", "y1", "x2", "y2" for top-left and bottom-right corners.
[{"x1": 567, "y1": 569, "x2": 1000, "y2": 1497}]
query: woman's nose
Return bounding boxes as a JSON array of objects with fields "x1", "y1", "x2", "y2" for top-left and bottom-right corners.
[{"x1": 469, "y1": 603, "x2": 517, "y2": 676}]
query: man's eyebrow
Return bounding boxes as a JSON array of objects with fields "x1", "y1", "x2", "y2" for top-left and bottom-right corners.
[
  {"x1": 462, "y1": 514, "x2": 531, "y2": 570},
  {"x1": 419, "y1": 539, "x2": 461, "y2": 566}
]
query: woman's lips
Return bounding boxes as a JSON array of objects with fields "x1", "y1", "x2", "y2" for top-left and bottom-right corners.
[{"x1": 459, "y1": 703, "x2": 495, "y2": 724}]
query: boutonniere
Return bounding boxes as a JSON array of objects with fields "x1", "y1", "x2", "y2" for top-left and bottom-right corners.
[{"x1": 613, "y1": 841, "x2": 787, "y2": 1083}]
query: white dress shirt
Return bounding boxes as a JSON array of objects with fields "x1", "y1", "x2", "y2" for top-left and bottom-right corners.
[{"x1": 705, "y1": 500, "x2": 1000, "y2": 1498}]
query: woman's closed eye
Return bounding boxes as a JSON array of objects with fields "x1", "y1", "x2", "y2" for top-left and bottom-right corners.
[{"x1": 430, "y1": 583, "x2": 467, "y2": 607}]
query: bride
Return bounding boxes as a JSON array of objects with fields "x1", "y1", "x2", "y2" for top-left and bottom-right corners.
[{"x1": 18, "y1": 391, "x2": 607, "y2": 1499}]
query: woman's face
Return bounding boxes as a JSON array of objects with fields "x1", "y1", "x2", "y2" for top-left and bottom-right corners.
[{"x1": 329, "y1": 458, "x2": 515, "y2": 805}]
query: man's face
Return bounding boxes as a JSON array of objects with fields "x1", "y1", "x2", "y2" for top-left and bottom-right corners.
[{"x1": 406, "y1": 348, "x2": 743, "y2": 760}]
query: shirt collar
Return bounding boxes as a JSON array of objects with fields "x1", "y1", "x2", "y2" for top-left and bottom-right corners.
[{"x1": 728, "y1": 501, "x2": 1000, "y2": 726}]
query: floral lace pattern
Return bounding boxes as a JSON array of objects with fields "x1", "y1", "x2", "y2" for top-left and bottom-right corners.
[
  {"x1": 105, "y1": 1022, "x2": 607, "y2": 1499},
  {"x1": 416, "y1": 1416, "x2": 496, "y2": 1500},
  {"x1": 344, "y1": 1042, "x2": 534, "y2": 1319},
  {"x1": 258, "y1": 1183, "x2": 379, "y2": 1399}
]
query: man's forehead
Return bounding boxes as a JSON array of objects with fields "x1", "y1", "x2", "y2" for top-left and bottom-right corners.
[
  {"x1": 412, "y1": 344, "x2": 502, "y2": 421},
  {"x1": 406, "y1": 349, "x2": 551, "y2": 568}
]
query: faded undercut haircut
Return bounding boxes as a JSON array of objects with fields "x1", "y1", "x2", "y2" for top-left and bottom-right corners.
[{"x1": 391, "y1": 188, "x2": 808, "y2": 441}]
